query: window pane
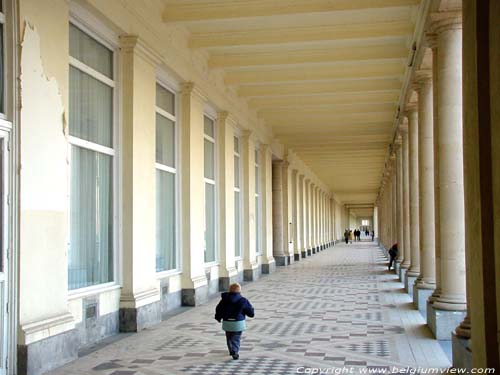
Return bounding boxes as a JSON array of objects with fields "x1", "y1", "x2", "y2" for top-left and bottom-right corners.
[
  {"x1": 234, "y1": 190, "x2": 241, "y2": 258},
  {"x1": 204, "y1": 183, "x2": 216, "y2": 262},
  {"x1": 234, "y1": 155, "x2": 240, "y2": 189},
  {"x1": 156, "y1": 113, "x2": 175, "y2": 167},
  {"x1": 204, "y1": 116, "x2": 214, "y2": 138},
  {"x1": 234, "y1": 136, "x2": 239, "y2": 153},
  {"x1": 204, "y1": 139, "x2": 215, "y2": 180},
  {"x1": 255, "y1": 195, "x2": 260, "y2": 254},
  {"x1": 156, "y1": 170, "x2": 176, "y2": 272},
  {"x1": 69, "y1": 66, "x2": 113, "y2": 147},
  {"x1": 69, "y1": 146, "x2": 113, "y2": 290},
  {"x1": 156, "y1": 84, "x2": 175, "y2": 115},
  {"x1": 69, "y1": 24, "x2": 113, "y2": 79}
]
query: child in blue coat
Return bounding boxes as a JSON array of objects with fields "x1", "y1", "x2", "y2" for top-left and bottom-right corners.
[{"x1": 214, "y1": 283, "x2": 254, "y2": 360}]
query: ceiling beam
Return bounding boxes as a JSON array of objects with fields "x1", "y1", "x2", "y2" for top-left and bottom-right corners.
[
  {"x1": 162, "y1": 0, "x2": 419, "y2": 23},
  {"x1": 248, "y1": 92, "x2": 399, "y2": 109},
  {"x1": 225, "y1": 61, "x2": 404, "y2": 85},
  {"x1": 238, "y1": 78, "x2": 402, "y2": 97},
  {"x1": 259, "y1": 102, "x2": 396, "y2": 117},
  {"x1": 209, "y1": 44, "x2": 407, "y2": 68},
  {"x1": 189, "y1": 21, "x2": 412, "y2": 48}
]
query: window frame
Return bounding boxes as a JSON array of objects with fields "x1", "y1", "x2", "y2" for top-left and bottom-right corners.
[
  {"x1": 67, "y1": 16, "x2": 120, "y2": 296},
  {"x1": 154, "y1": 80, "x2": 182, "y2": 276},
  {"x1": 233, "y1": 134, "x2": 242, "y2": 260},
  {"x1": 203, "y1": 113, "x2": 218, "y2": 265}
]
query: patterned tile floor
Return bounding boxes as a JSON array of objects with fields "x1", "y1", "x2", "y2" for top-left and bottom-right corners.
[{"x1": 47, "y1": 241, "x2": 450, "y2": 375}]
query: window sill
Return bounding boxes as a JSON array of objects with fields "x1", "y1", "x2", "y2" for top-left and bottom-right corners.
[
  {"x1": 68, "y1": 283, "x2": 121, "y2": 300},
  {"x1": 156, "y1": 269, "x2": 182, "y2": 279}
]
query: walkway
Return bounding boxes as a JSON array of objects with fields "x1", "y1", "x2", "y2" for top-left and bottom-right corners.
[{"x1": 48, "y1": 242, "x2": 450, "y2": 375}]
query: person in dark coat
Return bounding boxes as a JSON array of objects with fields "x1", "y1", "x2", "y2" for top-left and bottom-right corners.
[
  {"x1": 215, "y1": 283, "x2": 254, "y2": 360},
  {"x1": 388, "y1": 243, "x2": 398, "y2": 270}
]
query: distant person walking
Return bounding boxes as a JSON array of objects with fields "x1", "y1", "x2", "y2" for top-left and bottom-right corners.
[
  {"x1": 344, "y1": 229, "x2": 349, "y2": 244},
  {"x1": 371, "y1": 230, "x2": 375, "y2": 241},
  {"x1": 348, "y1": 230, "x2": 354, "y2": 244},
  {"x1": 388, "y1": 243, "x2": 398, "y2": 271}
]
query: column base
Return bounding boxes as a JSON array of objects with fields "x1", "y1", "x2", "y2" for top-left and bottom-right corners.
[
  {"x1": 219, "y1": 274, "x2": 240, "y2": 292},
  {"x1": 404, "y1": 274, "x2": 417, "y2": 298},
  {"x1": 261, "y1": 261, "x2": 276, "y2": 274},
  {"x1": 294, "y1": 253, "x2": 301, "y2": 261},
  {"x1": 301, "y1": 250, "x2": 307, "y2": 258},
  {"x1": 307, "y1": 249, "x2": 312, "y2": 256},
  {"x1": 399, "y1": 267, "x2": 408, "y2": 283},
  {"x1": 427, "y1": 304, "x2": 466, "y2": 340},
  {"x1": 119, "y1": 300, "x2": 161, "y2": 332},
  {"x1": 17, "y1": 329, "x2": 78, "y2": 375},
  {"x1": 394, "y1": 260, "x2": 401, "y2": 275},
  {"x1": 452, "y1": 332, "x2": 472, "y2": 370},
  {"x1": 413, "y1": 286, "x2": 433, "y2": 318},
  {"x1": 181, "y1": 284, "x2": 208, "y2": 307},
  {"x1": 244, "y1": 266, "x2": 260, "y2": 281},
  {"x1": 275, "y1": 255, "x2": 288, "y2": 266}
]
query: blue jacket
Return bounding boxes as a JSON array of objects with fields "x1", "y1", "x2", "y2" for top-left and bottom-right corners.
[{"x1": 215, "y1": 292, "x2": 254, "y2": 327}]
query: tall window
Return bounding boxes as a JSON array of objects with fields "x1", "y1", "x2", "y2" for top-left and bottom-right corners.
[
  {"x1": 234, "y1": 136, "x2": 241, "y2": 258},
  {"x1": 255, "y1": 148, "x2": 261, "y2": 254},
  {"x1": 155, "y1": 83, "x2": 177, "y2": 272},
  {"x1": 68, "y1": 23, "x2": 115, "y2": 290},
  {"x1": 204, "y1": 115, "x2": 216, "y2": 263}
]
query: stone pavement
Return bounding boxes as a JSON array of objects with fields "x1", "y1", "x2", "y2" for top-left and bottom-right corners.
[{"x1": 47, "y1": 241, "x2": 450, "y2": 375}]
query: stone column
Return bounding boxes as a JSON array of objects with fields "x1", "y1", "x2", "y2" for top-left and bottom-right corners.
[
  {"x1": 272, "y1": 160, "x2": 287, "y2": 266},
  {"x1": 291, "y1": 169, "x2": 301, "y2": 261},
  {"x1": 459, "y1": 0, "x2": 500, "y2": 368},
  {"x1": 216, "y1": 112, "x2": 238, "y2": 291},
  {"x1": 396, "y1": 135, "x2": 404, "y2": 270},
  {"x1": 428, "y1": 11, "x2": 467, "y2": 340},
  {"x1": 260, "y1": 144, "x2": 276, "y2": 274},
  {"x1": 427, "y1": 31, "x2": 442, "y2": 308},
  {"x1": 297, "y1": 174, "x2": 305, "y2": 258},
  {"x1": 283, "y1": 161, "x2": 293, "y2": 263},
  {"x1": 178, "y1": 82, "x2": 209, "y2": 306},
  {"x1": 241, "y1": 132, "x2": 258, "y2": 280},
  {"x1": 304, "y1": 179, "x2": 312, "y2": 256},
  {"x1": 311, "y1": 185, "x2": 317, "y2": 252},
  {"x1": 373, "y1": 206, "x2": 379, "y2": 242},
  {"x1": 399, "y1": 121, "x2": 411, "y2": 282},
  {"x1": 413, "y1": 70, "x2": 437, "y2": 315},
  {"x1": 391, "y1": 155, "x2": 397, "y2": 247},
  {"x1": 405, "y1": 106, "x2": 420, "y2": 297}
]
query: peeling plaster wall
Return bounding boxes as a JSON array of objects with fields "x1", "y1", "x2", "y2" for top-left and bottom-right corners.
[{"x1": 18, "y1": 20, "x2": 72, "y2": 340}]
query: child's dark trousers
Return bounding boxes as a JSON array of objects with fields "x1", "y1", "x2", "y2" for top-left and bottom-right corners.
[{"x1": 225, "y1": 331, "x2": 242, "y2": 354}]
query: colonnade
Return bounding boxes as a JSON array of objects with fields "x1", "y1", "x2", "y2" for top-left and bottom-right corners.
[
  {"x1": 271, "y1": 159, "x2": 340, "y2": 265},
  {"x1": 376, "y1": 3, "x2": 500, "y2": 369}
]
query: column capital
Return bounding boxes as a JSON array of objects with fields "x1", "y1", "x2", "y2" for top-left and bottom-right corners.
[
  {"x1": 217, "y1": 111, "x2": 237, "y2": 127},
  {"x1": 414, "y1": 69, "x2": 433, "y2": 85},
  {"x1": 403, "y1": 102, "x2": 418, "y2": 115},
  {"x1": 298, "y1": 174, "x2": 305, "y2": 181},
  {"x1": 430, "y1": 10, "x2": 462, "y2": 34},
  {"x1": 181, "y1": 82, "x2": 208, "y2": 103},
  {"x1": 119, "y1": 35, "x2": 164, "y2": 66},
  {"x1": 424, "y1": 31, "x2": 438, "y2": 49},
  {"x1": 241, "y1": 129, "x2": 255, "y2": 142}
]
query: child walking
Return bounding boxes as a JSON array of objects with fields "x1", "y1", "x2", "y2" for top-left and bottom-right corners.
[{"x1": 214, "y1": 283, "x2": 254, "y2": 360}]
